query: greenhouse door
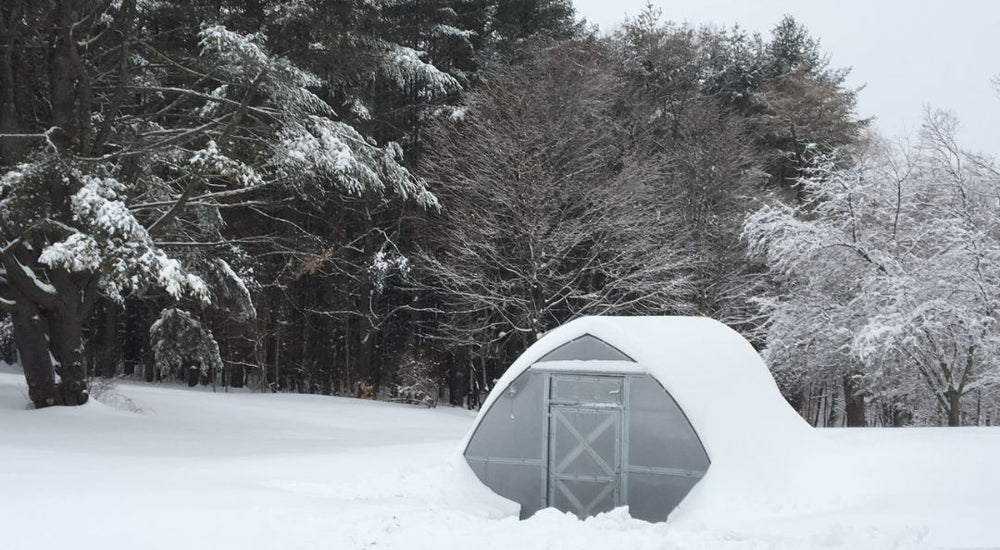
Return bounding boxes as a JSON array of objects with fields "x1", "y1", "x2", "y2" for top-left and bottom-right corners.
[{"x1": 546, "y1": 374, "x2": 624, "y2": 518}]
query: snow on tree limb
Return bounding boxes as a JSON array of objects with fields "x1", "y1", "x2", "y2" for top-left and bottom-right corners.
[
  {"x1": 274, "y1": 116, "x2": 438, "y2": 207},
  {"x1": 380, "y1": 44, "x2": 461, "y2": 98},
  {"x1": 189, "y1": 140, "x2": 262, "y2": 187},
  {"x1": 745, "y1": 119, "x2": 1000, "y2": 425},
  {"x1": 39, "y1": 175, "x2": 208, "y2": 303},
  {"x1": 198, "y1": 24, "x2": 329, "y2": 117}
]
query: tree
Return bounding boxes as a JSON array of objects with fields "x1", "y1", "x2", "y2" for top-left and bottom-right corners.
[
  {"x1": 753, "y1": 16, "x2": 869, "y2": 191},
  {"x1": 485, "y1": 0, "x2": 580, "y2": 47},
  {"x1": 0, "y1": 0, "x2": 434, "y2": 407},
  {"x1": 149, "y1": 308, "x2": 223, "y2": 384},
  {"x1": 227, "y1": 0, "x2": 582, "y2": 396},
  {"x1": 417, "y1": 42, "x2": 694, "y2": 395},
  {"x1": 613, "y1": 8, "x2": 770, "y2": 329},
  {"x1": 614, "y1": 11, "x2": 866, "y2": 194},
  {"x1": 745, "y1": 112, "x2": 1000, "y2": 426}
]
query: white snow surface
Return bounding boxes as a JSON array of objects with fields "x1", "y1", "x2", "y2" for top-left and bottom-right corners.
[{"x1": 0, "y1": 362, "x2": 998, "y2": 549}]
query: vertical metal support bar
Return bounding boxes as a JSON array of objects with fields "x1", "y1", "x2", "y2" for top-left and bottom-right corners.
[
  {"x1": 612, "y1": 394, "x2": 622, "y2": 506},
  {"x1": 541, "y1": 372, "x2": 552, "y2": 510},
  {"x1": 620, "y1": 375, "x2": 631, "y2": 507}
]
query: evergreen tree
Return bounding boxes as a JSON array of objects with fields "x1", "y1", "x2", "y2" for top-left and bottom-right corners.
[{"x1": 0, "y1": 0, "x2": 435, "y2": 407}]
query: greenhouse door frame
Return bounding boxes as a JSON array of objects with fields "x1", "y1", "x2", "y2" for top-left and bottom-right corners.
[{"x1": 542, "y1": 372, "x2": 630, "y2": 518}]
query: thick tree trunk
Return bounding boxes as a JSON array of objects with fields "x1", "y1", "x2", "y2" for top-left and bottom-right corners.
[
  {"x1": 10, "y1": 287, "x2": 58, "y2": 406},
  {"x1": 45, "y1": 268, "x2": 90, "y2": 406},
  {"x1": 946, "y1": 389, "x2": 962, "y2": 427},
  {"x1": 46, "y1": 308, "x2": 89, "y2": 406},
  {"x1": 8, "y1": 288, "x2": 88, "y2": 407},
  {"x1": 3, "y1": 253, "x2": 90, "y2": 407}
]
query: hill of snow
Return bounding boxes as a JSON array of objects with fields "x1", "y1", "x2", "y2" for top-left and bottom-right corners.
[{"x1": 0, "y1": 366, "x2": 997, "y2": 549}]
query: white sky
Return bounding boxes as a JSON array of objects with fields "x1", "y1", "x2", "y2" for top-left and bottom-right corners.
[{"x1": 573, "y1": 0, "x2": 1000, "y2": 156}]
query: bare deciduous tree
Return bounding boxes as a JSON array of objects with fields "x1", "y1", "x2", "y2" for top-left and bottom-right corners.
[{"x1": 416, "y1": 42, "x2": 694, "y2": 380}]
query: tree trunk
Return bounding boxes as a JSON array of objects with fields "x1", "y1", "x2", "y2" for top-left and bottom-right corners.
[
  {"x1": 97, "y1": 301, "x2": 120, "y2": 378},
  {"x1": 121, "y1": 299, "x2": 145, "y2": 376},
  {"x1": 355, "y1": 324, "x2": 377, "y2": 397},
  {"x1": 0, "y1": 1, "x2": 24, "y2": 164},
  {"x1": 892, "y1": 404, "x2": 910, "y2": 427},
  {"x1": 143, "y1": 343, "x2": 155, "y2": 383},
  {"x1": 842, "y1": 373, "x2": 866, "y2": 427},
  {"x1": 10, "y1": 287, "x2": 58, "y2": 406},
  {"x1": 9, "y1": 283, "x2": 89, "y2": 407},
  {"x1": 447, "y1": 356, "x2": 459, "y2": 407},
  {"x1": 946, "y1": 388, "x2": 962, "y2": 427},
  {"x1": 46, "y1": 268, "x2": 90, "y2": 405}
]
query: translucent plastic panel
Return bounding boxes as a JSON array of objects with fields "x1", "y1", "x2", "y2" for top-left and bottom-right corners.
[
  {"x1": 626, "y1": 471, "x2": 702, "y2": 523},
  {"x1": 550, "y1": 375, "x2": 623, "y2": 405},
  {"x1": 468, "y1": 459, "x2": 546, "y2": 519},
  {"x1": 627, "y1": 375, "x2": 710, "y2": 473},
  {"x1": 465, "y1": 370, "x2": 545, "y2": 460},
  {"x1": 535, "y1": 334, "x2": 633, "y2": 362},
  {"x1": 550, "y1": 477, "x2": 617, "y2": 518}
]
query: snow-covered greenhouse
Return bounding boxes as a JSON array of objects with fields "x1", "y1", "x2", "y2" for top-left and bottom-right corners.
[{"x1": 461, "y1": 316, "x2": 807, "y2": 522}]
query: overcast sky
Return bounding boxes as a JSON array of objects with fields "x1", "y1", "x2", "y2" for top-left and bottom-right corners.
[{"x1": 573, "y1": 0, "x2": 999, "y2": 156}]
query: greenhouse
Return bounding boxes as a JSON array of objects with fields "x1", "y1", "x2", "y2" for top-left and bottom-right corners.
[{"x1": 461, "y1": 316, "x2": 807, "y2": 522}]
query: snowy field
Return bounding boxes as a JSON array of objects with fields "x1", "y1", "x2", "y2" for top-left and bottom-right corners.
[{"x1": 1, "y1": 365, "x2": 998, "y2": 550}]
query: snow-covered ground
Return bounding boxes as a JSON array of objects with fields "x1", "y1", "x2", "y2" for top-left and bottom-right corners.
[{"x1": 1, "y1": 365, "x2": 997, "y2": 550}]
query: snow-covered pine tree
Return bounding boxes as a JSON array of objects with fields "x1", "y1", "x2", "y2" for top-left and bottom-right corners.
[
  {"x1": 392, "y1": 350, "x2": 438, "y2": 407},
  {"x1": 149, "y1": 308, "x2": 224, "y2": 383},
  {"x1": 172, "y1": 0, "x2": 583, "y2": 398},
  {"x1": 0, "y1": 0, "x2": 436, "y2": 407}
]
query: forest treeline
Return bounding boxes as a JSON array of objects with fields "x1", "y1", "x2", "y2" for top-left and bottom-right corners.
[{"x1": 1, "y1": 1, "x2": 997, "y2": 426}]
